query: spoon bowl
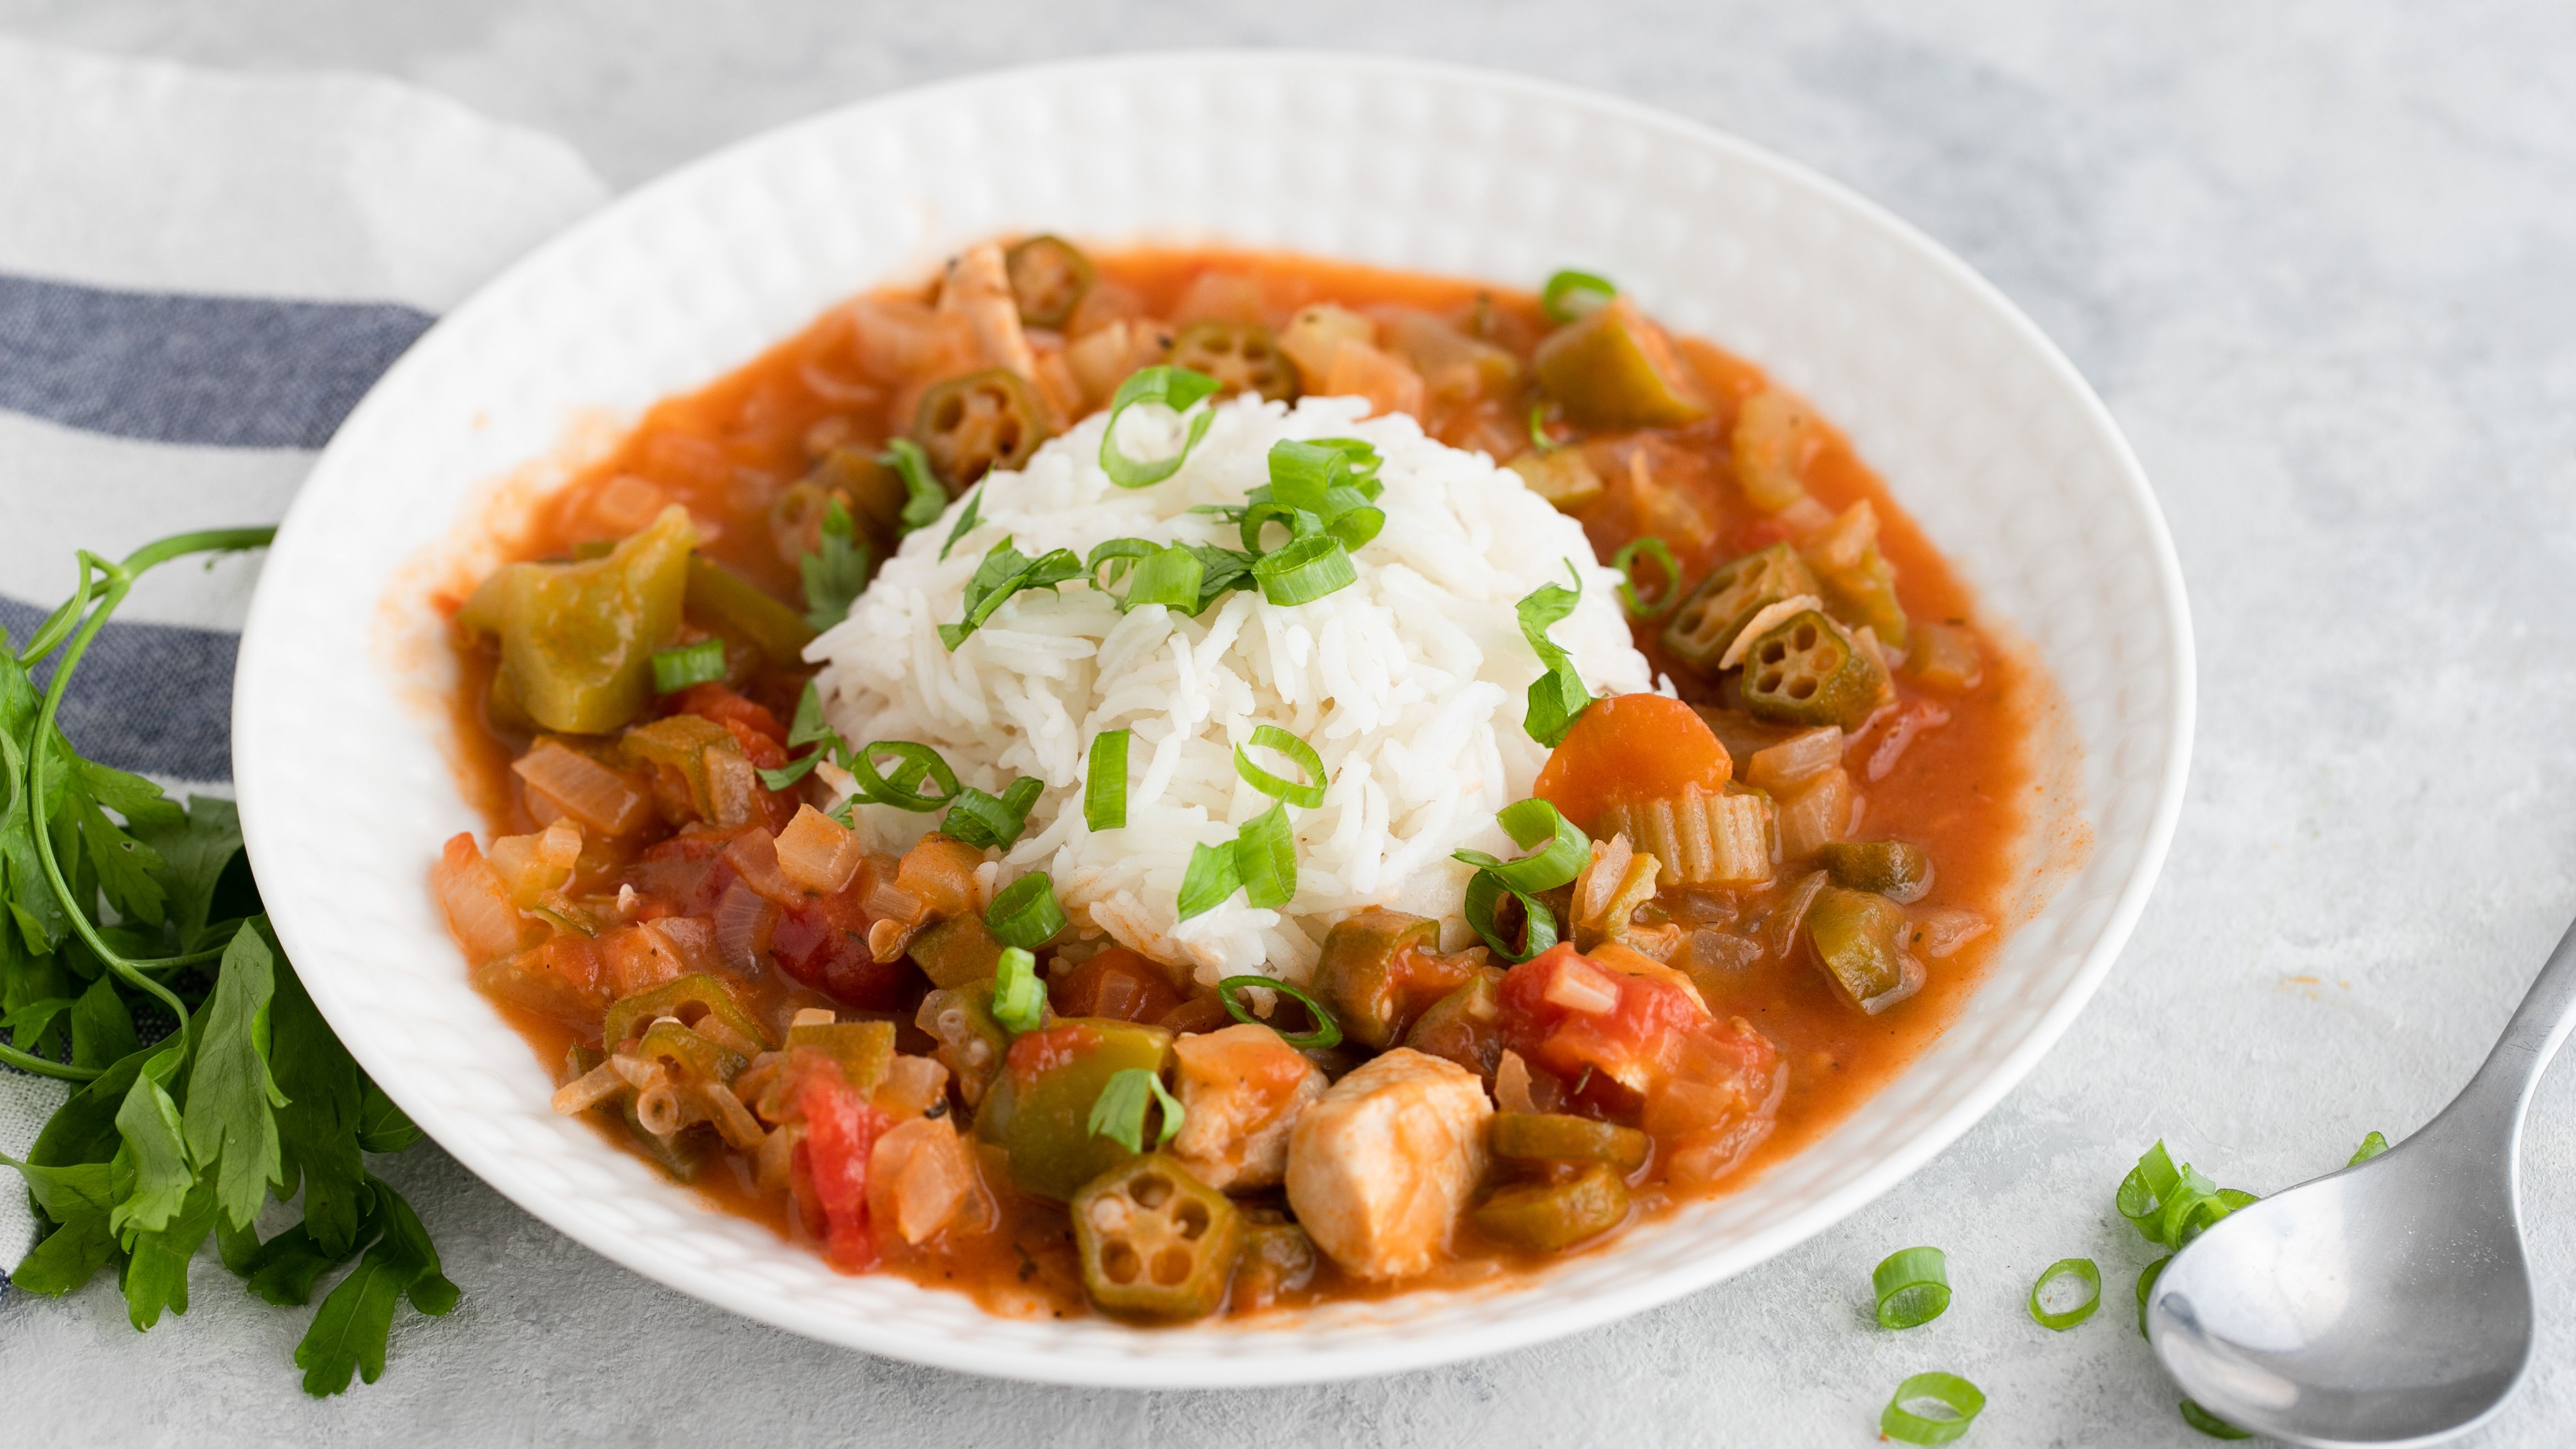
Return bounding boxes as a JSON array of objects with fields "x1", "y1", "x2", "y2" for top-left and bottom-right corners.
[{"x1": 2148, "y1": 917, "x2": 2576, "y2": 1447}]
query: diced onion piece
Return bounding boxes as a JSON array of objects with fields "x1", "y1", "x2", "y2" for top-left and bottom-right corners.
[
  {"x1": 1543, "y1": 956, "x2": 1622, "y2": 1015},
  {"x1": 868, "y1": 1115, "x2": 989, "y2": 1246},
  {"x1": 1915, "y1": 908, "x2": 1991, "y2": 959},
  {"x1": 712, "y1": 881, "x2": 779, "y2": 975},
  {"x1": 648, "y1": 917, "x2": 722, "y2": 976},
  {"x1": 433, "y1": 834, "x2": 534, "y2": 965},
  {"x1": 874, "y1": 1054, "x2": 951, "y2": 1120},
  {"x1": 1494, "y1": 1050, "x2": 1542, "y2": 1114},
  {"x1": 775, "y1": 804, "x2": 864, "y2": 895},
  {"x1": 790, "y1": 1006, "x2": 837, "y2": 1030},
  {"x1": 722, "y1": 828, "x2": 803, "y2": 906},
  {"x1": 1320, "y1": 337, "x2": 1425, "y2": 421},
  {"x1": 514, "y1": 741, "x2": 653, "y2": 836},
  {"x1": 705, "y1": 747, "x2": 761, "y2": 829},
  {"x1": 550, "y1": 1060, "x2": 627, "y2": 1114},
  {"x1": 1745, "y1": 727, "x2": 1844, "y2": 794},
  {"x1": 1707, "y1": 794, "x2": 1776, "y2": 886},
  {"x1": 896, "y1": 836, "x2": 984, "y2": 919},
  {"x1": 1769, "y1": 870, "x2": 1830, "y2": 959},
  {"x1": 1776, "y1": 767, "x2": 1857, "y2": 860},
  {"x1": 1276, "y1": 302, "x2": 1374, "y2": 381},
  {"x1": 699, "y1": 1080, "x2": 768, "y2": 1150},
  {"x1": 864, "y1": 871, "x2": 926, "y2": 926},
  {"x1": 1569, "y1": 833, "x2": 1633, "y2": 929}
]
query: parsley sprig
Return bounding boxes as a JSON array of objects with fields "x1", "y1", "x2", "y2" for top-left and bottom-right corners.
[{"x1": 0, "y1": 529, "x2": 450, "y2": 1396}]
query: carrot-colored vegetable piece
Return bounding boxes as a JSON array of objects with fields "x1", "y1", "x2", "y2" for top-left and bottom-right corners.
[{"x1": 1531, "y1": 693, "x2": 1733, "y2": 835}]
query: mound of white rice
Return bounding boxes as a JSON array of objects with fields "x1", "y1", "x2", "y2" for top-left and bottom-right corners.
[{"x1": 807, "y1": 394, "x2": 1653, "y2": 988}]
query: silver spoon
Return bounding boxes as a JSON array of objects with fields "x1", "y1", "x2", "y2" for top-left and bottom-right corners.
[{"x1": 2147, "y1": 916, "x2": 2576, "y2": 1446}]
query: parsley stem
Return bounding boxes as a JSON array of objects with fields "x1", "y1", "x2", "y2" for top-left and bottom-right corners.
[
  {"x1": 18, "y1": 528, "x2": 279, "y2": 1063},
  {"x1": 0, "y1": 1039, "x2": 100, "y2": 1081}
]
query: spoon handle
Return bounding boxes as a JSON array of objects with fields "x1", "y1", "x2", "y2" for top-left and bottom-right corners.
[{"x1": 2443, "y1": 913, "x2": 2576, "y2": 1145}]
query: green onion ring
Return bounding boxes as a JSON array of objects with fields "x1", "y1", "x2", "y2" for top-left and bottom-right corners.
[
  {"x1": 1872, "y1": 1246, "x2": 1952, "y2": 1329},
  {"x1": 1216, "y1": 974, "x2": 1344, "y2": 1050},
  {"x1": 1879, "y1": 1372, "x2": 1985, "y2": 1445},
  {"x1": 986, "y1": 871, "x2": 1068, "y2": 951},
  {"x1": 1232, "y1": 803, "x2": 1297, "y2": 909},
  {"x1": 2027, "y1": 1257, "x2": 2101, "y2": 1331},
  {"x1": 1099, "y1": 366, "x2": 1222, "y2": 488},
  {"x1": 1451, "y1": 798, "x2": 1590, "y2": 894},
  {"x1": 650, "y1": 638, "x2": 727, "y2": 694},
  {"x1": 1175, "y1": 839, "x2": 1241, "y2": 920},
  {"x1": 1234, "y1": 724, "x2": 1327, "y2": 808},
  {"x1": 1252, "y1": 535, "x2": 1357, "y2": 606},
  {"x1": 1611, "y1": 536, "x2": 1682, "y2": 618},
  {"x1": 1122, "y1": 545, "x2": 1204, "y2": 613},
  {"x1": 2348, "y1": 1130, "x2": 2390, "y2": 1165},
  {"x1": 848, "y1": 740, "x2": 960, "y2": 811},
  {"x1": 2137, "y1": 1254, "x2": 2171, "y2": 1336},
  {"x1": 1084, "y1": 537, "x2": 1156, "y2": 593},
  {"x1": 1462, "y1": 869, "x2": 1559, "y2": 963},
  {"x1": 989, "y1": 945, "x2": 1046, "y2": 1034},
  {"x1": 1237, "y1": 499, "x2": 1316, "y2": 557},
  {"x1": 1323, "y1": 504, "x2": 1385, "y2": 553},
  {"x1": 2179, "y1": 1401, "x2": 2253, "y2": 1440},
  {"x1": 1084, "y1": 729, "x2": 1130, "y2": 830},
  {"x1": 940, "y1": 776, "x2": 1043, "y2": 849},
  {"x1": 1541, "y1": 269, "x2": 1618, "y2": 323}
]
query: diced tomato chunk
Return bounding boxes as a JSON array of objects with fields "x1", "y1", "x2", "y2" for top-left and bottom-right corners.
[
  {"x1": 667, "y1": 683, "x2": 787, "y2": 749},
  {"x1": 796, "y1": 1070, "x2": 888, "y2": 1273},
  {"x1": 1498, "y1": 943, "x2": 1710, "y2": 1092},
  {"x1": 768, "y1": 887, "x2": 910, "y2": 1010},
  {"x1": 1049, "y1": 947, "x2": 1181, "y2": 1023}
]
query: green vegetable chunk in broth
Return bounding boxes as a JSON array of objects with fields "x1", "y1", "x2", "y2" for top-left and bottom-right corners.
[{"x1": 457, "y1": 504, "x2": 695, "y2": 734}]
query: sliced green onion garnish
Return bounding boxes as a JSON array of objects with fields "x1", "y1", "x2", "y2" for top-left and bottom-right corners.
[
  {"x1": 990, "y1": 945, "x2": 1046, "y2": 1034},
  {"x1": 1175, "y1": 839, "x2": 1241, "y2": 920},
  {"x1": 1084, "y1": 728, "x2": 1131, "y2": 830},
  {"x1": 1541, "y1": 269, "x2": 1617, "y2": 323},
  {"x1": 1323, "y1": 504, "x2": 1384, "y2": 553},
  {"x1": 2137, "y1": 1254, "x2": 2171, "y2": 1336},
  {"x1": 1238, "y1": 499, "x2": 1316, "y2": 557},
  {"x1": 1462, "y1": 869, "x2": 1558, "y2": 962},
  {"x1": 1099, "y1": 365, "x2": 1222, "y2": 488},
  {"x1": 1122, "y1": 544, "x2": 1204, "y2": 612},
  {"x1": 1085, "y1": 1065, "x2": 1183, "y2": 1153},
  {"x1": 1253, "y1": 535, "x2": 1357, "y2": 606},
  {"x1": 1879, "y1": 1372, "x2": 1985, "y2": 1445},
  {"x1": 883, "y1": 438, "x2": 948, "y2": 532},
  {"x1": 1872, "y1": 1246, "x2": 1952, "y2": 1329},
  {"x1": 1526, "y1": 402, "x2": 1560, "y2": 455},
  {"x1": 1515, "y1": 559, "x2": 1594, "y2": 747},
  {"x1": 1217, "y1": 974, "x2": 1344, "y2": 1050},
  {"x1": 847, "y1": 740, "x2": 960, "y2": 811},
  {"x1": 2115, "y1": 1139, "x2": 2254, "y2": 1249},
  {"x1": 1232, "y1": 803, "x2": 1297, "y2": 909},
  {"x1": 2027, "y1": 1257, "x2": 2101, "y2": 1331},
  {"x1": 1265, "y1": 438, "x2": 1356, "y2": 509},
  {"x1": 1085, "y1": 536, "x2": 1156, "y2": 592},
  {"x1": 1452, "y1": 798, "x2": 1590, "y2": 894},
  {"x1": 2180, "y1": 1401, "x2": 2252, "y2": 1440},
  {"x1": 939, "y1": 484, "x2": 983, "y2": 562},
  {"x1": 940, "y1": 776, "x2": 1044, "y2": 850},
  {"x1": 1234, "y1": 724, "x2": 1327, "y2": 808},
  {"x1": 985, "y1": 871, "x2": 1068, "y2": 951},
  {"x1": 650, "y1": 638, "x2": 728, "y2": 694},
  {"x1": 1611, "y1": 537, "x2": 1680, "y2": 618},
  {"x1": 939, "y1": 536, "x2": 1087, "y2": 649},
  {"x1": 2349, "y1": 1130, "x2": 2389, "y2": 1165}
]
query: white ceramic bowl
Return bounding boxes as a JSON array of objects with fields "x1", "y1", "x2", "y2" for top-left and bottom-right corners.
[{"x1": 233, "y1": 52, "x2": 2191, "y2": 1387}]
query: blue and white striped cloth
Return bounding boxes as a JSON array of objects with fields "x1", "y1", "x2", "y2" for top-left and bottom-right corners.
[{"x1": 0, "y1": 35, "x2": 607, "y2": 1272}]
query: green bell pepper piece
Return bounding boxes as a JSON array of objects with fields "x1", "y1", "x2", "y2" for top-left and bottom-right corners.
[
  {"x1": 1806, "y1": 886, "x2": 1908, "y2": 1007},
  {"x1": 459, "y1": 504, "x2": 695, "y2": 733},
  {"x1": 601, "y1": 972, "x2": 774, "y2": 1052},
  {"x1": 975, "y1": 1017, "x2": 1172, "y2": 1201},
  {"x1": 1532, "y1": 297, "x2": 1709, "y2": 429},
  {"x1": 1818, "y1": 840, "x2": 1934, "y2": 905},
  {"x1": 1471, "y1": 1162, "x2": 1630, "y2": 1251},
  {"x1": 685, "y1": 555, "x2": 816, "y2": 669}
]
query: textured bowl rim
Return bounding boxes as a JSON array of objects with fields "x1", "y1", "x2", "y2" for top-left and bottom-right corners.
[{"x1": 234, "y1": 48, "x2": 2195, "y2": 1388}]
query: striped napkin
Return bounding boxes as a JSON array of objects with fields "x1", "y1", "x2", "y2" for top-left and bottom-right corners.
[{"x1": 0, "y1": 35, "x2": 607, "y2": 1276}]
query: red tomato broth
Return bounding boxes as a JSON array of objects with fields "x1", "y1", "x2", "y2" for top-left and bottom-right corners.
[{"x1": 437, "y1": 241, "x2": 2042, "y2": 1322}]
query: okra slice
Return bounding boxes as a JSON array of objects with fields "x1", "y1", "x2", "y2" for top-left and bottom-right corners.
[
  {"x1": 1818, "y1": 840, "x2": 1934, "y2": 905},
  {"x1": 913, "y1": 367, "x2": 1052, "y2": 487},
  {"x1": 909, "y1": 913, "x2": 1006, "y2": 990},
  {"x1": 1471, "y1": 1163, "x2": 1631, "y2": 1252},
  {"x1": 1663, "y1": 543, "x2": 1821, "y2": 668},
  {"x1": 1531, "y1": 297, "x2": 1709, "y2": 429},
  {"x1": 1738, "y1": 609, "x2": 1890, "y2": 731},
  {"x1": 1490, "y1": 1112, "x2": 1651, "y2": 1173},
  {"x1": 1167, "y1": 320, "x2": 1300, "y2": 401},
  {"x1": 1312, "y1": 908, "x2": 1455, "y2": 1050},
  {"x1": 1003, "y1": 234, "x2": 1095, "y2": 329},
  {"x1": 1071, "y1": 1153, "x2": 1245, "y2": 1320}
]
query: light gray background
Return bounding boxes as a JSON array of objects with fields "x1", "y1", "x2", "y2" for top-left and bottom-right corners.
[{"x1": 6, "y1": 1, "x2": 2574, "y2": 1443}]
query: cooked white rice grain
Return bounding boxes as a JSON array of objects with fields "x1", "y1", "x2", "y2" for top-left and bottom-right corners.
[{"x1": 809, "y1": 394, "x2": 1654, "y2": 988}]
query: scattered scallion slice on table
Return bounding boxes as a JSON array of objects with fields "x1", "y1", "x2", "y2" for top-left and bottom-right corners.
[
  {"x1": 1218, "y1": 975, "x2": 1344, "y2": 1050},
  {"x1": 1084, "y1": 729, "x2": 1130, "y2": 830},
  {"x1": 2349, "y1": 1130, "x2": 2390, "y2": 1165},
  {"x1": 1873, "y1": 1246, "x2": 1952, "y2": 1328},
  {"x1": 2180, "y1": 1399, "x2": 2253, "y2": 1440},
  {"x1": 1879, "y1": 1371, "x2": 1986, "y2": 1445},
  {"x1": 2027, "y1": 1257, "x2": 2101, "y2": 1330},
  {"x1": 650, "y1": 638, "x2": 727, "y2": 694}
]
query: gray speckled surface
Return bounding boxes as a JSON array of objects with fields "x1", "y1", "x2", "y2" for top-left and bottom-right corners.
[{"x1": 6, "y1": 2, "x2": 2575, "y2": 1443}]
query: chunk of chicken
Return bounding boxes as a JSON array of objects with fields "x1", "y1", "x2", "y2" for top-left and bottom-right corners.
[
  {"x1": 937, "y1": 241, "x2": 1039, "y2": 384},
  {"x1": 1285, "y1": 1048, "x2": 1492, "y2": 1281},
  {"x1": 1169, "y1": 1024, "x2": 1327, "y2": 1191}
]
